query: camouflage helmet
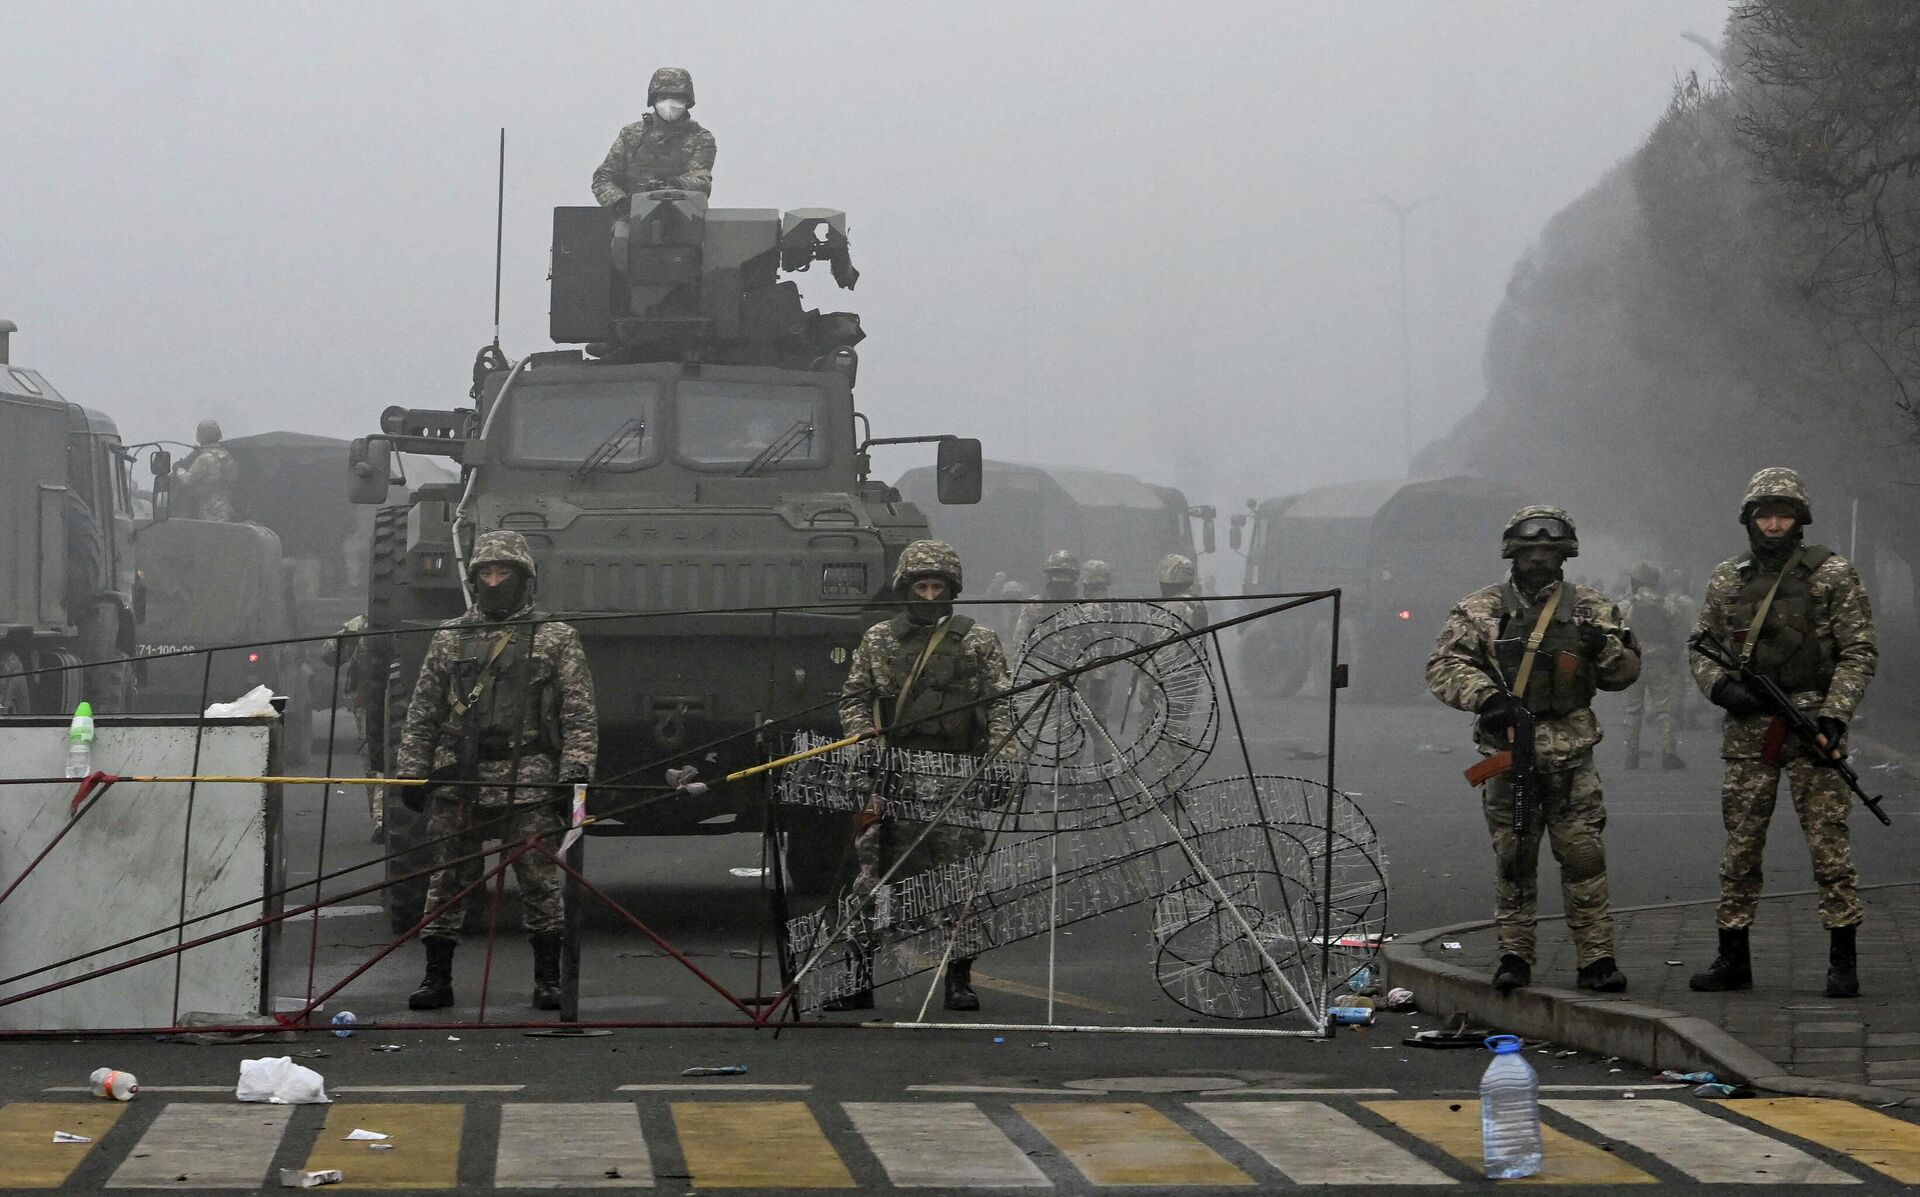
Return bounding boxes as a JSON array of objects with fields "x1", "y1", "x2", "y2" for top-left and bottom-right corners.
[
  {"x1": 648, "y1": 66, "x2": 695, "y2": 106},
  {"x1": 469, "y1": 529, "x2": 537, "y2": 581},
  {"x1": 1628, "y1": 560, "x2": 1661, "y2": 590},
  {"x1": 1043, "y1": 549, "x2": 1080, "y2": 578},
  {"x1": 1500, "y1": 504, "x2": 1579, "y2": 559},
  {"x1": 1079, "y1": 559, "x2": 1111, "y2": 588},
  {"x1": 1740, "y1": 466, "x2": 1812, "y2": 526},
  {"x1": 892, "y1": 539, "x2": 963, "y2": 596},
  {"x1": 1157, "y1": 553, "x2": 1197, "y2": 586},
  {"x1": 195, "y1": 419, "x2": 223, "y2": 445}
]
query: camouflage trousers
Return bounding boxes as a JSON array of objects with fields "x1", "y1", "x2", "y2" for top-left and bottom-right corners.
[
  {"x1": 1715, "y1": 756, "x2": 1861, "y2": 930},
  {"x1": 1481, "y1": 760, "x2": 1616, "y2": 966},
  {"x1": 1622, "y1": 656, "x2": 1677, "y2": 758},
  {"x1": 853, "y1": 818, "x2": 987, "y2": 958},
  {"x1": 421, "y1": 756, "x2": 566, "y2": 938}
]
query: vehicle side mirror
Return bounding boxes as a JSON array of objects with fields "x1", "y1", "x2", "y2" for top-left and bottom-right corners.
[
  {"x1": 934, "y1": 437, "x2": 982, "y2": 505},
  {"x1": 348, "y1": 437, "x2": 393, "y2": 505},
  {"x1": 1229, "y1": 513, "x2": 1246, "y2": 551},
  {"x1": 150, "y1": 449, "x2": 171, "y2": 478},
  {"x1": 1202, "y1": 521, "x2": 1217, "y2": 555}
]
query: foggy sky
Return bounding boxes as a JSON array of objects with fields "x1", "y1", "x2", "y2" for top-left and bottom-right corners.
[{"x1": 3, "y1": 1, "x2": 1731, "y2": 507}]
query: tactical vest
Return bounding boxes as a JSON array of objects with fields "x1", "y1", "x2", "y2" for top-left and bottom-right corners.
[
  {"x1": 624, "y1": 118, "x2": 706, "y2": 185},
  {"x1": 1494, "y1": 584, "x2": 1597, "y2": 718},
  {"x1": 447, "y1": 617, "x2": 559, "y2": 760},
  {"x1": 1627, "y1": 590, "x2": 1679, "y2": 649},
  {"x1": 1729, "y1": 546, "x2": 1835, "y2": 692},
  {"x1": 883, "y1": 614, "x2": 981, "y2": 754}
]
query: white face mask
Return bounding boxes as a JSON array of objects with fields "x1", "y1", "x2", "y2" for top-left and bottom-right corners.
[{"x1": 653, "y1": 99, "x2": 688, "y2": 123}]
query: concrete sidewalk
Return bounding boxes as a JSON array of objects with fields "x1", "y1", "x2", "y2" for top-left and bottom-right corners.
[{"x1": 1383, "y1": 881, "x2": 1920, "y2": 1106}]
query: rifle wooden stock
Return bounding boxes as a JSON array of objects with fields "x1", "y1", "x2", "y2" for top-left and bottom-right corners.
[{"x1": 1465, "y1": 752, "x2": 1512, "y2": 787}]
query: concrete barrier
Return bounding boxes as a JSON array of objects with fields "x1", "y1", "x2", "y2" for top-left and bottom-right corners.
[{"x1": 0, "y1": 716, "x2": 281, "y2": 1030}]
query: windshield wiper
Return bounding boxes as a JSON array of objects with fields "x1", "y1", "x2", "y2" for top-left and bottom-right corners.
[
  {"x1": 739, "y1": 420, "x2": 815, "y2": 478},
  {"x1": 571, "y1": 419, "x2": 646, "y2": 480}
]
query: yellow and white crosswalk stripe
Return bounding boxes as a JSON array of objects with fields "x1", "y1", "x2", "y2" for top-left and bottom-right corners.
[
  {"x1": 844, "y1": 1101, "x2": 1050, "y2": 1188},
  {"x1": 496, "y1": 1103, "x2": 652, "y2": 1189},
  {"x1": 0, "y1": 1093, "x2": 1916, "y2": 1189},
  {"x1": 1192, "y1": 1100, "x2": 1454, "y2": 1185},
  {"x1": 105, "y1": 1105, "x2": 292, "y2": 1189},
  {"x1": 1546, "y1": 1099, "x2": 1856, "y2": 1185},
  {"x1": 1363, "y1": 1098, "x2": 1658, "y2": 1184}
]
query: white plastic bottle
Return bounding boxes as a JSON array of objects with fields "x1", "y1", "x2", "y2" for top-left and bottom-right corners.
[
  {"x1": 89, "y1": 1067, "x2": 138, "y2": 1100},
  {"x1": 64, "y1": 702, "x2": 95, "y2": 780},
  {"x1": 1480, "y1": 1033, "x2": 1542, "y2": 1179}
]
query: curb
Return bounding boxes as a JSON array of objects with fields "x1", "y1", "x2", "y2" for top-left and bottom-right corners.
[{"x1": 1382, "y1": 915, "x2": 1920, "y2": 1108}]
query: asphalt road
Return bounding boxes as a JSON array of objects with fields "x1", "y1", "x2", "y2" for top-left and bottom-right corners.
[{"x1": 9, "y1": 684, "x2": 1919, "y2": 1192}]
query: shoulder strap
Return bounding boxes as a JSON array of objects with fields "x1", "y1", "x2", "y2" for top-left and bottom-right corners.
[
  {"x1": 1509, "y1": 583, "x2": 1567, "y2": 697},
  {"x1": 1739, "y1": 546, "x2": 1803, "y2": 666},
  {"x1": 448, "y1": 628, "x2": 517, "y2": 719},
  {"x1": 889, "y1": 618, "x2": 957, "y2": 730}
]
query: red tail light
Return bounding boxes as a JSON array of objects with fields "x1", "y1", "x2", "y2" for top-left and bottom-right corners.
[
  {"x1": 1397, "y1": 610, "x2": 1412, "y2": 621},
  {"x1": 248, "y1": 652, "x2": 261, "y2": 663}
]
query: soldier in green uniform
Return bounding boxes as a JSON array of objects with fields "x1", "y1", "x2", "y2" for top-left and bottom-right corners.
[
  {"x1": 1688, "y1": 468, "x2": 1877, "y2": 998},
  {"x1": 1621, "y1": 561, "x2": 1686, "y2": 770},
  {"x1": 172, "y1": 419, "x2": 238, "y2": 522},
  {"x1": 824, "y1": 540, "x2": 1016, "y2": 1012},
  {"x1": 1011, "y1": 549, "x2": 1079, "y2": 653},
  {"x1": 591, "y1": 67, "x2": 717, "y2": 204},
  {"x1": 1426, "y1": 506, "x2": 1640, "y2": 994},
  {"x1": 394, "y1": 531, "x2": 598, "y2": 1012}
]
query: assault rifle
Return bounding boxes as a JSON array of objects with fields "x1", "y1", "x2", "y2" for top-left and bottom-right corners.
[
  {"x1": 1463, "y1": 679, "x2": 1538, "y2": 878},
  {"x1": 1692, "y1": 628, "x2": 1892, "y2": 826}
]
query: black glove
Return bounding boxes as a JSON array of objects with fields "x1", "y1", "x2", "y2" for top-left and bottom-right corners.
[
  {"x1": 1710, "y1": 677, "x2": 1769, "y2": 717},
  {"x1": 1816, "y1": 717, "x2": 1848, "y2": 757},
  {"x1": 397, "y1": 776, "x2": 428, "y2": 814},
  {"x1": 1577, "y1": 622, "x2": 1610, "y2": 659},
  {"x1": 1476, "y1": 692, "x2": 1521, "y2": 739}
]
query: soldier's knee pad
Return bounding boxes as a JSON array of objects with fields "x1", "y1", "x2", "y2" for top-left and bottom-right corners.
[{"x1": 1558, "y1": 838, "x2": 1607, "y2": 882}]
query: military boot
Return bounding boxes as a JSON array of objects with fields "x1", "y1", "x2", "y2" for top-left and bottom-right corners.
[
  {"x1": 1660, "y1": 752, "x2": 1687, "y2": 771},
  {"x1": 944, "y1": 957, "x2": 981, "y2": 1011},
  {"x1": 407, "y1": 936, "x2": 457, "y2": 1010},
  {"x1": 530, "y1": 932, "x2": 564, "y2": 1011},
  {"x1": 1576, "y1": 956, "x2": 1628, "y2": 993},
  {"x1": 1825, "y1": 924, "x2": 1859, "y2": 999},
  {"x1": 1689, "y1": 927, "x2": 1752, "y2": 992},
  {"x1": 1491, "y1": 955, "x2": 1531, "y2": 993},
  {"x1": 820, "y1": 946, "x2": 875, "y2": 1011},
  {"x1": 1624, "y1": 749, "x2": 1641, "y2": 771}
]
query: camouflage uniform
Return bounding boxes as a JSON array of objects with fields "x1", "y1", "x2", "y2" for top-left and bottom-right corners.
[
  {"x1": 834, "y1": 542, "x2": 1014, "y2": 1008},
  {"x1": 322, "y1": 614, "x2": 386, "y2": 837},
  {"x1": 591, "y1": 68, "x2": 716, "y2": 203},
  {"x1": 1668, "y1": 574, "x2": 1704, "y2": 728},
  {"x1": 172, "y1": 420, "x2": 238, "y2": 522},
  {"x1": 1426, "y1": 506, "x2": 1640, "y2": 970},
  {"x1": 1690, "y1": 469, "x2": 1876, "y2": 933},
  {"x1": 395, "y1": 532, "x2": 598, "y2": 943},
  {"x1": 1147, "y1": 554, "x2": 1209, "y2": 734},
  {"x1": 1620, "y1": 563, "x2": 1683, "y2": 762},
  {"x1": 1011, "y1": 549, "x2": 1079, "y2": 655}
]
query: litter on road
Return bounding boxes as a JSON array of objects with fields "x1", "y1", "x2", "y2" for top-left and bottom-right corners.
[
  {"x1": 342, "y1": 1128, "x2": 388, "y2": 1141},
  {"x1": 279, "y1": 1168, "x2": 344, "y2": 1188},
  {"x1": 682, "y1": 1065, "x2": 748, "y2": 1077},
  {"x1": 52, "y1": 1132, "x2": 91, "y2": 1144}
]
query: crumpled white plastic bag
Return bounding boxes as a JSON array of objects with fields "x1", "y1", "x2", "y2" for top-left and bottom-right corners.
[
  {"x1": 235, "y1": 1055, "x2": 331, "y2": 1104},
  {"x1": 205, "y1": 685, "x2": 278, "y2": 719}
]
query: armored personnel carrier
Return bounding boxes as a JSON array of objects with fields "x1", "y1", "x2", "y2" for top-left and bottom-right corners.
[{"x1": 350, "y1": 191, "x2": 979, "y2": 914}]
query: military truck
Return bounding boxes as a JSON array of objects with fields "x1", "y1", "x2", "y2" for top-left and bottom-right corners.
[
  {"x1": 348, "y1": 190, "x2": 980, "y2": 917},
  {"x1": 894, "y1": 459, "x2": 1214, "y2": 596},
  {"x1": 0, "y1": 321, "x2": 143, "y2": 715},
  {"x1": 1228, "y1": 476, "x2": 1529, "y2": 699}
]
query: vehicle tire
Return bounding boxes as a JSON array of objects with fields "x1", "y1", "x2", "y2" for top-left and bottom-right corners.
[
  {"x1": 781, "y1": 810, "x2": 855, "y2": 899},
  {"x1": 1236, "y1": 624, "x2": 1307, "y2": 699},
  {"x1": 0, "y1": 652, "x2": 30, "y2": 716}
]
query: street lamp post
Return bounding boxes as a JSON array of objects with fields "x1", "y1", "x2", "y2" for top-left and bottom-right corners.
[{"x1": 1370, "y1": 194, "x2": 1432, "y2": 474}]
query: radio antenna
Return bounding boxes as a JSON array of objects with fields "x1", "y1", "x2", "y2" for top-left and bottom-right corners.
[{"x1": 492, "y1": 127, "x2": 506, "y2": 349}]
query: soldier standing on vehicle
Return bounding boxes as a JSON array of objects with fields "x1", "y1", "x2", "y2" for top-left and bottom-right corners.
[
  {"x1": 1011, "y1": 549, "x2": 1080, "y2": 653},
  {"x1": 824, "y1": 540, "x2": 1016, "y2": 1013},
  {"x1": 591, "y1": 67, "x2": 716, "y2": 204},
  {"x1": 394, "y1": 531, "x2": 598, "y2": 1013},
  {"x1": 171, "y1": 419, "x2": 238, "y2": 522},
  {"x1": 1687, "y1": 468, "x2": 1876, "y2": 999},
  {"x1": 1426, "y1": 506, "x2": 1640, "y2": 995},
  {"x1": 1621, "y1": 561, "x2": 1686, "y2": 771}
]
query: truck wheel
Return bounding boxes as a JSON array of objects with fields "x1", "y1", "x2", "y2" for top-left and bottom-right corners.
[
  {"x1": 0, "y1": 652, "x2": 29, "y2": 715},
  {"x1": 781, "y1": 811, "x2": 854, "y2": 898},
  {"x1": 1236, "y1": 625, "x2": 1306, "y2": 699}
]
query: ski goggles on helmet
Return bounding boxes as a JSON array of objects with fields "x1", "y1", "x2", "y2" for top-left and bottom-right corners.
[{"x1": 1506, "y1": 516, "x2": 1574, "y2": 543}]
